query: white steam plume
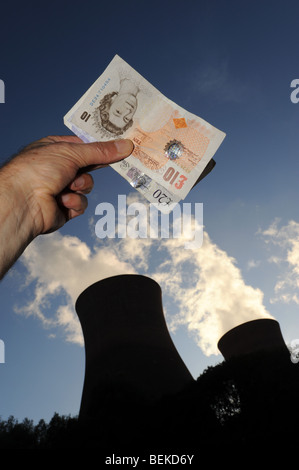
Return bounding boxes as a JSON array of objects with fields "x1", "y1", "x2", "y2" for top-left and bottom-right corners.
[{"x1": 16, "y1": 224, "x2": 273, "y2": 355}]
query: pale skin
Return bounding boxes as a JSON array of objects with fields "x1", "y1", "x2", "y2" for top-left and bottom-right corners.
[{"x1": 0, "y1": 135, "x2": 133, "y2": 279}]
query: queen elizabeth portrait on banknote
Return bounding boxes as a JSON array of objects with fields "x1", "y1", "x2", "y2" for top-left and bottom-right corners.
[{"x1": 92, "y1": 76, "x2": 141, "y2": 137}]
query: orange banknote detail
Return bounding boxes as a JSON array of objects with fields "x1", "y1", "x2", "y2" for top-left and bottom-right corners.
[
  {"x1": 131, "y1": 113, "x2": 210, "y2": 173},
  {"x1": 173, "y1": 117, "x2": 188, "y2": 129}
]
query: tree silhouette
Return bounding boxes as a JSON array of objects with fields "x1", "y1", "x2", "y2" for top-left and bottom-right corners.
[{"x1": 0, "y1": 348, "x2": 298, "y2": 450}]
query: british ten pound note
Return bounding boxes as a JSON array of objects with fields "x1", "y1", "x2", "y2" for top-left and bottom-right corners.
[{"x1": 64, "y1": 55, "x2": 226, "y2": 213}]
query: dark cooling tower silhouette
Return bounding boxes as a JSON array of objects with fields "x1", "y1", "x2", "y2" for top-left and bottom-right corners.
[
  {"x1": 75, "y1": 274, "x2": 194, "y2": 421},
  {"x1": 217, "y1": 318, "x2": 290, "y2": 361}
]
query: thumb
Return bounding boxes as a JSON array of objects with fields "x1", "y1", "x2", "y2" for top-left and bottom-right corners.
[{"x1": 68, "y1": 138, "x2": 134, "y2": 170}]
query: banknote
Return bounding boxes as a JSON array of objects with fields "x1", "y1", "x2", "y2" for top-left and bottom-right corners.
[{"x1": 64, "y1": 55, "x2": 226, "y2": 213}]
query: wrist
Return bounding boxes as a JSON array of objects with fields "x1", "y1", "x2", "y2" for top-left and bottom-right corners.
[
  {"x1": 0, "y1": 163, "x2": 38, "y2": 276},
  {"x1": 0, "y1": 158, "x2": 44, "y2": 238}
]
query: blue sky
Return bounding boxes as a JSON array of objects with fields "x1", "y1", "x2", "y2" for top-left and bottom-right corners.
[{"x1": 0, "y1": 0, "x2": 299, "y2": 423}]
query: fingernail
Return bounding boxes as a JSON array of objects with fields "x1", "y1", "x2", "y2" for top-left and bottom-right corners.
[
  {"x1": 73, "y1": 175, "x2": 85, "y2": 188},
  {"x1": 114, "y1": 139, "x2": 134, "y2": 156},
  {"x1": 61, "y1": 193, "x2": 71, "y2": 204}
]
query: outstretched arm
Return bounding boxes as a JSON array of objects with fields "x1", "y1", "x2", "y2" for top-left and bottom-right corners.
[{"x1": 0, "y1": 135, "x2": 133, "y2": 279}]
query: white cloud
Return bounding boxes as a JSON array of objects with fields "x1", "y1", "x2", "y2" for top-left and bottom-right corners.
[
  {"x1": 15, "y1": 208, "x2": 273, "y2": 356},
  {"x1": 258, "y1": 217, "x2": 281, "y2": 239},
  {"x1": 259, "y1": 219, "x2": 299, "y2": 305},
  {"x1": 16, "y1": 233, "x2": 136, "y2": 344},
  {"x1": 152, "y1": 232, "x2": 272, "y2": 356},
  {"x1": 247, "y1": 259, "x2": 261, "y2": 270}
]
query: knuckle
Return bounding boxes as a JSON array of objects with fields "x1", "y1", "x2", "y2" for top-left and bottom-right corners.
[{"x1": 94, "y1": 141, "x2": 112, "y2": 161}]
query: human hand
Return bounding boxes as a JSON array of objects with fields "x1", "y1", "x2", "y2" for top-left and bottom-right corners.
[{"x1": 2, "y1": 135, "x2": 133, "y2": 236}]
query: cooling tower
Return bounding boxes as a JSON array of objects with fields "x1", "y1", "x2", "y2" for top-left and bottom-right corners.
[
  {"x1": 75, "y1": 274, "x2": 194, "y2": 421},
  {"x1": 217, "y1": 318, "x2": 290, "y2": 361}
]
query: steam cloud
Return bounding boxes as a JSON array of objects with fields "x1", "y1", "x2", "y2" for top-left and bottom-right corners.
[{"x1": 16, "y1": 216, "x2": 273, "y2": 356}]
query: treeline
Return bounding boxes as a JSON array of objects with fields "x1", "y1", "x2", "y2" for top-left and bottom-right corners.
[
  {"x1": 0, "y1": 413, "x2": 79, "y2": 449},
  {"x1": 0, "y1": 349, "x2": 298, "y2": 450}
]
